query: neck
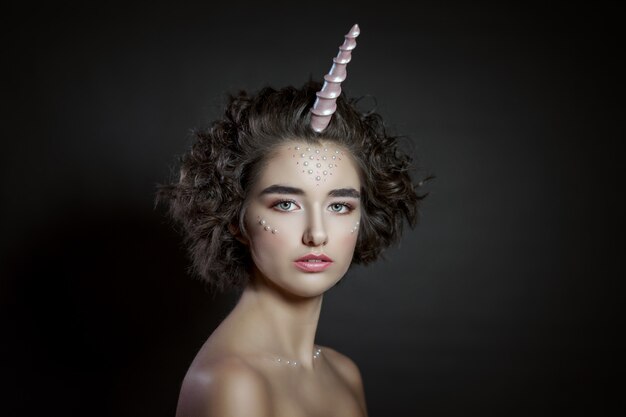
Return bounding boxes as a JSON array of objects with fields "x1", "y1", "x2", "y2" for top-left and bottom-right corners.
[{"x1": 228, "y1": 271, "x2": 323, "y2": 369}]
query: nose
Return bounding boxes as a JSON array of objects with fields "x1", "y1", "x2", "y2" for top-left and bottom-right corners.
[{"x1": 302, "y1": 208, "x2": 328, "y2": 247}]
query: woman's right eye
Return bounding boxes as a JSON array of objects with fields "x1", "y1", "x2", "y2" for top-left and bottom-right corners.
[{"x1": 273, "y1": 200, "x2": 298, "y2": 212}]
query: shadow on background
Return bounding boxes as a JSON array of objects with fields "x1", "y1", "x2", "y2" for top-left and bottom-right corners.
[{"x1": 1, "y1": 205, "x2": 238, "y2": 416}]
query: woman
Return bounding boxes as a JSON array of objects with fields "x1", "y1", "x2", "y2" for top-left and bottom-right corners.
[{"x1": 159, "y1": 24, "x2": 424, "y2": 417}]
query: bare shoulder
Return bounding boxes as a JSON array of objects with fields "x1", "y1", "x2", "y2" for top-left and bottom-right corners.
[
  {"x1": 321, "y1": 346, "x2": 366, "y2": 394},
  {"x1": 321, "y1": 346, "x2": 368, "y2": 414},
  {"x1": 175, "y1": 355, "x2": 272, "y2": 417}
]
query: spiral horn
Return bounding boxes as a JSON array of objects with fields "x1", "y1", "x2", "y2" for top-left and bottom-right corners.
[{"x1": 310, "y1": 24, "x2": 360, "y2": 133}]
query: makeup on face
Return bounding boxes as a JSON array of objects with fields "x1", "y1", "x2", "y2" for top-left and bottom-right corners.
[
  {"x1": 255, "y1": 143, "x2": 361, "y2": 239},
  {"x1": 293, "y1": 253, "x2": 333, "y2": 273},
  {"x1": 244, "y1": 141, "x2": 361, "y2": 297},
  {"x1": 289, "y1": 145, "x2": 345, "y2": 186},
  {"x1": 257, "y1": 217, "x2": 278, "y2": 234},
  {"x1": 257, "y1": 183, "x2": 361, "y2": 238}
]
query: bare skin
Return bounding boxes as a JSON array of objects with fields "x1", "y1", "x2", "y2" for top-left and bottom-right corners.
[{"x1": 175, "y1": 141, "x2": 368, "y2": 417}]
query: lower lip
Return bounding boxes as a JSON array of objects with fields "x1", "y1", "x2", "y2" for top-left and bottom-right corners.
[{"x1": 294, "y1": 261, "x2": 333, "y2": 272}]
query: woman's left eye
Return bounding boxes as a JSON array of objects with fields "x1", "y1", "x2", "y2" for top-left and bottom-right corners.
[{"x1": 328, "y1": 203, "x2": 352, "y2": 214}]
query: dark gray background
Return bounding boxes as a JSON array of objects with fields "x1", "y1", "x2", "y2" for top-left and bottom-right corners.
[{"x1": 2, "y1": 2, "x2": 623, "y2": 416}]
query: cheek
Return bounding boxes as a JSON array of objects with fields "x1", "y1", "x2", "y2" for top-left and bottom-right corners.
[
  {"x1": 248, "y1": 231, "x2": 283, "y2": 276},
  {"x1": 253, "y1": 234, "x2": 285, "y2": 260},
  {"x1": 252, "y1": 213, "x2": 306, "y2": 238},
  {"x1": 249, "y1": 218, "x2": 280, "y2": 246},
  {"x1": 247, "y1": 215, "x2": 294, "y2": 262},
  {"x1": 329, "y1": 218, "x2": 360, "y2": 254},
  {"x1": 341, "y1": 230, "x2": 359, "y2": 255},
  {"x1": 254, "y1": 216, "x2": 279, "y2": 235},
  {"x1": 332, "y1": 217, "x2": 360, "y2": 237}
]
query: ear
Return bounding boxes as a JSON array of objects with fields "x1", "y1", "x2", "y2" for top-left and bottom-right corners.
[{"x1": 228, "y1": 223, "x2": 249, "y2": 245}]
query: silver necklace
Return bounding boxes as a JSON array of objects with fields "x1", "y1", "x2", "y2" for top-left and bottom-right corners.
[{"x1": 272, "y1": 346, "x2": 323, "y2": 367}]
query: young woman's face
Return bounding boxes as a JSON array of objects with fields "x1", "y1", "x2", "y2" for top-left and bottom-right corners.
[{"x1": 243, "y1": 141, "x2": 362, "y2": 298}]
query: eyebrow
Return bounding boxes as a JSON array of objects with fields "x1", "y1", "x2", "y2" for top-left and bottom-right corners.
[
  {"x1": 329, "y1": 188, "x2": 361, "y2": 198},
  {"x1": 259, "y1": 184, "x2": 360, "y2": 199}
]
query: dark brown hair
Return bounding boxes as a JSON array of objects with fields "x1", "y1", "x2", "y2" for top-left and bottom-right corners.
[{"x1": 158, "y1": 81, "x2": 427, "y2": 292}]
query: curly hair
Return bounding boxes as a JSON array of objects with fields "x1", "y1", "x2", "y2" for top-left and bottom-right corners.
[{"x1": 158, "y1": 81, "x2": 427, "y2": 292}]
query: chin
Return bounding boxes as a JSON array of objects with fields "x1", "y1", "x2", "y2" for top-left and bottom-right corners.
[
  {"x1": 259, "y1": 268, "x2": 346, "y2": 299},
  {"x1": 285, "y1": 280, "x2": 340, "y2": 298}
]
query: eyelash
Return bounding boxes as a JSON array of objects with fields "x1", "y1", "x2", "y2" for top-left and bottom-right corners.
[
  {"x1": 271, "y1": 200, "x2": 354, "y2": 214},
  {"x1": 272, "y1": 200, "x2": 299, "y2": 212},
  {"x1": 328, "y1": 202, "x2": 354, "y2": 214}
]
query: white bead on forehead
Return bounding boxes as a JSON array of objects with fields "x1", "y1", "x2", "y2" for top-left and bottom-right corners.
[{"x1": 290, "y1": 145, "x2": 344, "y2": 186}]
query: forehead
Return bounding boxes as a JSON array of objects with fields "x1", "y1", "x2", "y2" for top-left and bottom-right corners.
[{"x1": 252, "y1": 141, "x2": 361, "y2": 193}]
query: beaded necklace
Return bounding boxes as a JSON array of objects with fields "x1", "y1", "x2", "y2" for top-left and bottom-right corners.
[{"x1": 270, "y1": 346, "x2": 323, "y2": 367}]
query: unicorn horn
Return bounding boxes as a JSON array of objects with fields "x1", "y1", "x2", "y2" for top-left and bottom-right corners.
[{"x1": 310, "y1": 24, "x2": 360, "y2": 133}]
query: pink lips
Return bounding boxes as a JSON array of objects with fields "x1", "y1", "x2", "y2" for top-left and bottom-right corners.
[{"x1": 294, "y1": 253, "x2": 333, "y2": 273}]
